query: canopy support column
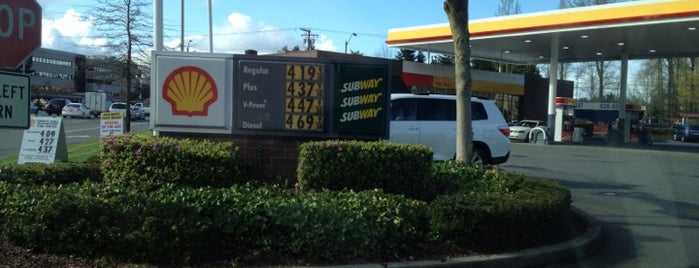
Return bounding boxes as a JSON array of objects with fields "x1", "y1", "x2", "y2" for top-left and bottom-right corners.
[
  {"x1": 547, "y1": 34, "x2": 559, "y2": 137},
  {"x1": 620, "y1": 51, "x2": 629, "y2": 143}
]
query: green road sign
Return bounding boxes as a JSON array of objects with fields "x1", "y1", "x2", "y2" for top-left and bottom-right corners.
[{"x1": 0, "y1": 71, "x2": 30, "y2": 129}]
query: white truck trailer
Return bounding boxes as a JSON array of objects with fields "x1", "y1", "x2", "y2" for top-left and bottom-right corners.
[{"x1": 84, "y1": 92, "x2": 112, "y2": 117}]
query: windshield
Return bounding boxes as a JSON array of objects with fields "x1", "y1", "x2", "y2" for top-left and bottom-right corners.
[{"x1": 111, "y1": 103, "x2": 127, "y2": 109}]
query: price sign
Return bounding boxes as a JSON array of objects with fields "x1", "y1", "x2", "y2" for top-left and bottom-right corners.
[
  {"x1": 18, "y1": 117, "x2": 68, "y2": 164},
  {"x1": 237, "y1": 60, "x2": 325, "y2": 133}
]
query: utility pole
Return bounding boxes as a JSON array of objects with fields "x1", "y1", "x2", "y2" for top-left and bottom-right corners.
[{"x1": 299, "y1": 28, "x2": 317, "y2": 51}]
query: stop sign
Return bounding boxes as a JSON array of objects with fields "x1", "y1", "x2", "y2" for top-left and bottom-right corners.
[{"x1": 0, "y1": 0, "x2": 42, "y2": 68}]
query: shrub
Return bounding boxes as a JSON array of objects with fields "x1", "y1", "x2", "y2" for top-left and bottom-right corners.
[
  {"x1": 0, "y1": 162, "x2": 101, "y2": 185},
  {"x1": 100, "y1": 134, "x2": 244, "y2": 190},
  {"x1": 0, "y1": 182, "x2": 215, "y2": 265},
  {"x1": 423, "y1": 161, "x2": 487, "y2": 201},
  {"x1": 427, "y1": 170, "x2": 571, "y2": 251},
  {"x1": 297, "y1": 140, "x2": 432, "y2": 199},
  {"x1": 0, "y1": 182, "x2": 426, "y2": 265}
]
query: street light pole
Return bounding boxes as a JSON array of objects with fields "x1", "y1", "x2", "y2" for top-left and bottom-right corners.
[{"x1": 344, "y1": 33, "x2": 357, "y2": 54}]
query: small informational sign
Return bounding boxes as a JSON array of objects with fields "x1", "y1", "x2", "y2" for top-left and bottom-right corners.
[
  {"x1": 18, "y1": 116, "x2": 68, "y2": 164},
  {"x1": 100, "y1": 112, "x2": 124, "y2": 137}
]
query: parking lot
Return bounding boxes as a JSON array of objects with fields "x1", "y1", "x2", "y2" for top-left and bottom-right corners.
[{"x1": 501, "y1": 141, "x2": 699, "y2": 267}]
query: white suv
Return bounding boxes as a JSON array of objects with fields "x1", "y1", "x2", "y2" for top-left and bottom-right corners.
[{"x1": 389, "y1": 93, "x2": 511, "y2": 165}]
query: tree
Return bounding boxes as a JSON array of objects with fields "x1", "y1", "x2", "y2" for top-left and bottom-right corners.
[
  {"x1": 278, "y1": 45, "x2": 302, "y2": 53},
  {"x1": 444, "y1": 0, "x2": 473, "y2": 164},
  {"x1": 497, "y1": 0, "x2": 521, "y2": 16},
  {"x1": 559, "y1": 0, "x2": 625, "y2": 99},
  {"x1": 677, "y1": 58, "x2": 699, "y2": 114},
  {"x1": 395, "y1": 49, "x2": 417, "y2": 62},
  {"x1": 432, "y1": 54, "x2": 455, "y2": 65},
  {"x1": 90, "y1": 0, "x2": 152, "y2": 132}
]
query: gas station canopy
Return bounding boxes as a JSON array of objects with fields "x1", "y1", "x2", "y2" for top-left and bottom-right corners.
[{"x1": 386, "y1": 0, "x2": 699, "y2": 64}]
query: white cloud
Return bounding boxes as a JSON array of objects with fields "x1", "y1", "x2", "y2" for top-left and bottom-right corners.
[
  {"x1": 313, "y1": 35, "x2": 337, "y2": 52},
  {"x1": 41, "y1": 8, "x2": 108, "y2": 55},
  {"x1": 166, "y1": 12, "x2": 311, "y2": 55}
]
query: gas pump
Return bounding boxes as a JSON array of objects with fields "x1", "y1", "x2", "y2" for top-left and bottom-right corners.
[{"x1": 554, "y1": 97, "x2": 577, "y2": 142}]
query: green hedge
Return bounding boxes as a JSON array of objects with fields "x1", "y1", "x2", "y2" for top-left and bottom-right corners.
[
  {"x1": 0, "y1": 139, "x2": 575, "y2": 266},
  {"x1": 427, "y1": 170, "x2": 572, "y2": 251},
  {"x1": 100, "y1": 134, "x2": 244, "y2": 190},
  {"x1": 297, "y1": 140, "x2": 433, "y2": 199},
  {"x1": 0, "y1": 182, "x2": 426, "y2": 265},
  {"x1": 0, "y1": 162, "x2": 101, "y2": 184}
]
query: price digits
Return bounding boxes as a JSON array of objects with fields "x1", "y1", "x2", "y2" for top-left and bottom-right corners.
[
  {"x1": 285, "y1": 114, "x2": 322, "y2": 131},
  {"x1": 37, "y1": 130, "x2": 57, "y2": 153},
  {"x1": 286, "y1": 64, "x2": 324, "y2": 81},
  {"x1": 286, "y1": 81, "x2": 323, "y2": 97},
  {"x1": 285, "y1": 98, "x2": 322, "y2": 113}
]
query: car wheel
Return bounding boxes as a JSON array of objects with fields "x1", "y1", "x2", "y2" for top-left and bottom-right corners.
[{"x1": 471, "y1": 146, "x2": 488, "y2": 166}]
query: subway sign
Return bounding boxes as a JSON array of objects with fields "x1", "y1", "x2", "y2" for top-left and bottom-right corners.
[{"x1": 334, "y1": 64, "x2": 387, "y2": 137}]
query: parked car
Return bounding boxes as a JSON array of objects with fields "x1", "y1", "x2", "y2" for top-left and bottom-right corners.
[
  {"x1": 131, "y1": 105, "x2": 145, "y2": 121},
  {"x1": 62, "y1": 103, "x2": 92, "y2": 119},
  {"x1": 44, "y1": 98, "x2": 71, "y2": 116},
  {"x1": 109, "y1": 102, "x2": 129, "y2": 119},
  {"x1": 389, "y1": 93, "x2": 511, "y2": 165},
  {"x1": 29, "y1": 102, "x2": 39, "y2": 115},
  {"x1": 509, "y1": 120, "x2": 547, "y2": 141},
  {"x1": 673, "y1": 124, "x2": 699, "y2": 142}
]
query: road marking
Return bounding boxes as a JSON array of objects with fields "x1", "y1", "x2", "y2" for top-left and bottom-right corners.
[
  {"x1": 67, "y1": 135, "x2": 91, "y2": 139},
  {"x1": 64, "y1": 122, "x2": 149, "y2": 133},
  {"x1": 66, "y1": 127, "x2": 98, "y2": 133}
]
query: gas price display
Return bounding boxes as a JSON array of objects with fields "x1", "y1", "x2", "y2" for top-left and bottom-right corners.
[
  {"x1": 284, "y1": 64, "x2": 324, "y2": 131},
  {"x1": 236, "y1": 60, "x2": 325, "y2": 133}
]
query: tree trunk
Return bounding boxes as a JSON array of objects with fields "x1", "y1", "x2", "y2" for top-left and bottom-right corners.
[{"x1": 444, "y1": 0, "x2": 473, "y2": 163}]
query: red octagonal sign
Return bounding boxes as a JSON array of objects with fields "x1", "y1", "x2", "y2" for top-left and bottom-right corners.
[{"x1": 0, "y1": 0, "x2": 42, "y2": 68}]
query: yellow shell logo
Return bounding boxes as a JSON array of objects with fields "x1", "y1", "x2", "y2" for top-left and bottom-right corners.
[{"x1": 162, "y1": 66, "x2": 218, "y2": 116}]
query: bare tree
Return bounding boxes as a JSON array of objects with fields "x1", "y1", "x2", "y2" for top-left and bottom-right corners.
[
  {"x1": 444, "y1": 0, "x2": 473, "y2": 164},
  {"x1": 90, "y1": 0, "x2": 152, "y2": 132},
  {"x1": 374, "y1": 45, "x2": 394, "y2": 59},
  {"x1": 497, "y1": 0, "x2": 521, "y2": 16},
  {"x1": 559, "y1": 0, "x2": 625, "y2": 99}
]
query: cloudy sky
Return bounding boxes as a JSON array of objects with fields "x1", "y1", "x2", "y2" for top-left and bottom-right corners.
[{"x1": 37, "y1": 0, "x2": 562, "y2": 57}]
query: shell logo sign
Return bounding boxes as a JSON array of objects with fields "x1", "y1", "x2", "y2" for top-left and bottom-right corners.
[{"x1": 162, "y1": 66, "x2": 218, "y2": 116}]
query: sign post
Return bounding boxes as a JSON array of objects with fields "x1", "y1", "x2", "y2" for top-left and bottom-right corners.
[{"x1": 0, "y1": 0, "x2": 42, "y2": 68}]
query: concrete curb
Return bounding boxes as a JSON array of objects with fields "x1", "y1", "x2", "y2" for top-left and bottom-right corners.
[{"x1": 307, "y1": 211, "x2": 603, "y2": 268}]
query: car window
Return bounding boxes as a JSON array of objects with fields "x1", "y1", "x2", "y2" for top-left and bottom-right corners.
[
  {"x1": 417, "y1": 99, "x2": 455, "y2": 121},
  {"x1": 472, "y1": 102, "x2": 487, "y2": 121},
  {"x1": 390, "y1": 99, "x2": 416, "y2": 121},
  {"x1": 112, "y1": 103, "x2": 127, "y2": 109}
]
